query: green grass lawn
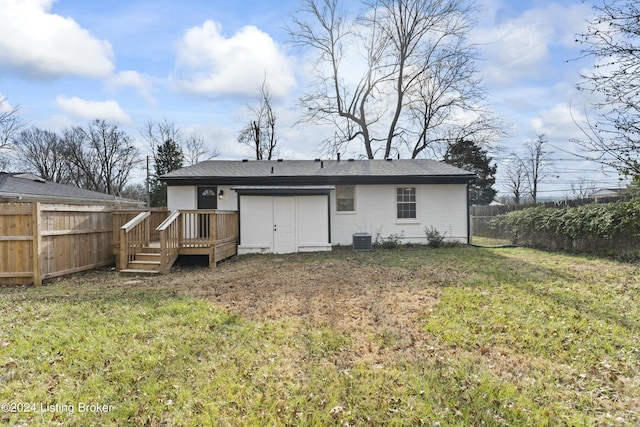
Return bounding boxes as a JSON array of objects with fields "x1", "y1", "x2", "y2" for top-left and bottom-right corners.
[{"x1": 1, "y1": 246, "x2": 639, "y2": 426}]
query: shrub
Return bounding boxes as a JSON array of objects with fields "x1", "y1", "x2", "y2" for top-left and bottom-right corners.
[
  {"x1": 380, "y1": 233, "x2": 404, "y2": 249},
  {"x1": 491, "y1": 200, "x2": 640, "y2": 259},
  {"x1": 424, "y1": 226, "x2": 447, "y2": 248}
]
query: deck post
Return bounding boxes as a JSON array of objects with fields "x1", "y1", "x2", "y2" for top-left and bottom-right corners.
[
  {"x1": 119, "y1": 228, "x2": 127, "y2": 270},
  {"x1": 209, "y1": 211, "x2": 216, "y2": 269}
]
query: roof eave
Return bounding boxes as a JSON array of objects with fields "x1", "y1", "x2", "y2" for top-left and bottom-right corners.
[{"x1": 161, "y1": 174, "x2": 476, "y2": 186}]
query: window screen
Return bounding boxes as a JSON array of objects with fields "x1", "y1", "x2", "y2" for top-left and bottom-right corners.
[
  {"x1": 396, "y1": 187, "x2": 416, "y2": 219},
  {"x1": 336, "y1": 185, "x2": 355, "y2": 211}
]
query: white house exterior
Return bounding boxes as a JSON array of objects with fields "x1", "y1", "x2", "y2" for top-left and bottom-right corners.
[{"x1": 161, "y1": 159, "x2": 476, "y2": 254}]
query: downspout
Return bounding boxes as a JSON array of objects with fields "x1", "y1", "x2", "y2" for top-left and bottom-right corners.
[
  {"x1": 327, "y1": 193, "x2": 332, "y2": 245},
  {"x1": 237, "y1": 195, "x2": 242, "y2": 246}
]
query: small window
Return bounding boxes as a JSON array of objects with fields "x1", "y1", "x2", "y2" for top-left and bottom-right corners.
[
  {"x1": 397, "y1": 187, "x2": 416, "y2": 219},
  {"x1": 336, "y1": 185, "x2": 355, "y2": 212}
]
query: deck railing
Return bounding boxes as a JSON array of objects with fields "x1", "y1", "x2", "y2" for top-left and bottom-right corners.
[
  {"x1": 112, "y1": 208, "x2": 168, "y2": 259},
  {"x1": 179, "y1": 210, "x2": 216, "y2": 247},
  {"x1": 175, "y1": 210, "x2": 238, "y2": 268},
  {"x1": 117, "y1": 209, "x2": 238, "y2": 271},
  {"x1": 156, "y1": 210, "x2": 181, "y2": 272},
  {"x1": 119, "y1": 211, "x2": 151, "y2": 270},
  {"x1": 213, "y1": 210, "x2": 239, "y2": 244}
]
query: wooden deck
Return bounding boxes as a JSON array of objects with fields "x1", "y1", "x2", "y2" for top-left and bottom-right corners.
[{"x1": 113, "y1": 210, "x2": 238, "y2": 273}]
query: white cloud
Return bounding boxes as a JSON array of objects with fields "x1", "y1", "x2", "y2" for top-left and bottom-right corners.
[
  {"x1": 56, "y1": 96, "x2": 131, "y2": 124},
  {"x1": 530, "y1": 102, "x2": 583, "y2": 140},
  {"x1": 475, "y1": 2, "x2": 591, "y2": 85},
  {"x1": 0, "y1": 0, "x2": 114, "y2": 79},
  {"x1": 0, "y1": 92, "x2": 13, "y2": 113},
  {"x1": 173, "y1": 20, "x2": 296, "y2": 98},
  {"x1": 107, "y1": 70, "x2": 157, "y2": 105}
]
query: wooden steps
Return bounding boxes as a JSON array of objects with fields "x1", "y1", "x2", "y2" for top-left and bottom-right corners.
[
  {"x1": 116, "y1": 210, "x2": 238, "y2": 274},
  {"x1": 120, "y1": 246, "x2": 162, "y2": 274}
]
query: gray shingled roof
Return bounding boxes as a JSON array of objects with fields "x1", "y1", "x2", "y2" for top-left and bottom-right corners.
[
  {"x1": 0, "y1": 172, "x2": 141, "y2": 205},
  {"x1": 162, "y1": 159, "x2": 475, "y2": 181}
]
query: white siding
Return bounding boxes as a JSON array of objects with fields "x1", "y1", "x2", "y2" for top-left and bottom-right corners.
[
  {"x1": 167, "y1": 186, "x2": 196, "y2": 211},
  {"x1": 167, "y1": 183, "x2": 468, "y2": 250},
  {"x1": 166, "y1": 185, "x2": 238, "y2": 211},
  {"x1": 331, "y1": 184, "x2": 468, "y2": 245},
  {"x1": 216, "y1": 185, "x2": 238, "y2": 210}
]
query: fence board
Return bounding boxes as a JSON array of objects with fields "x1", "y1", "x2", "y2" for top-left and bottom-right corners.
[
  {"x1": 1, "y1": 203, "x2": 237, "y2": 285},
  {"x1": 0, "y1": 202, "x2": 125, "y2": 286},
  {"x1": 0, "y1": 203, "x2": 34, "y2": 285}
]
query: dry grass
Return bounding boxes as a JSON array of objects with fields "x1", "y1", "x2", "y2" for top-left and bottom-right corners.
[{"x1": 1, "y1": 245, "x2": 639, "y2": 426}]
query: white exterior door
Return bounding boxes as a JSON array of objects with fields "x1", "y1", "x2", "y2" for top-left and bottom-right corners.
[
  {"x1": 237, "y1": 194, "x2": 331, "y2": 255},
  {"x1": 273, "y1": 197, "x2": 297, "y2": 254}
]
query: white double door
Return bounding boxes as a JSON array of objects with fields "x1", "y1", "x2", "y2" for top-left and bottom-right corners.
[{"x1": 239, "y1": 194, "x2": 329, "y2": 255}]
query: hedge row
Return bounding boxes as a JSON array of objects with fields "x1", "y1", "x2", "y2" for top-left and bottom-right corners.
[{"x1": 490, "y1": 199, "x2": 640, "y2": 260}]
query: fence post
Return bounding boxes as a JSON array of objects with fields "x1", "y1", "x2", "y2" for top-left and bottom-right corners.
[{"x1": 31, "y1": 202, "x2": 42, "y2": 287}]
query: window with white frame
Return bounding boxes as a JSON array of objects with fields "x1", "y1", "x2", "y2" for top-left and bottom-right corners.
[
  {"x1": 396, "y1": 187, "x2": 416, "y2": 219},
  {"x1": 336, "y1": 185, "x2": 355, "y2": 212}
]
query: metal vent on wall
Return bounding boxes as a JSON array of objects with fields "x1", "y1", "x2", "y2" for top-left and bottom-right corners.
[{"x1": 352, "y1": 233, "x2": 372, "y2": 251}]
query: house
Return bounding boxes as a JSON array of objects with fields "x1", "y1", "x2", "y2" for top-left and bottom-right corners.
[
  {"x1": 0, "y1": 172, "x2": 142, "y2": 207},
  {"x1": 589, "y1": 187, "x2": 626, "y2": 203},
  {"x1": 160, "y1": 159, "x2": 476, "y2": 254}
]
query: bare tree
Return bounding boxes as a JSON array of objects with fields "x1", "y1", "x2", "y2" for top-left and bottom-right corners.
[
  {"x1": 0, "y1": 97, "x2": 24, "y2": 170},
  {"x1": 140, "y1": 118, "x2": 182, "y2": 159},
  {"x1": 574, "y1": 0, "x2": 640, "y2": 178},
  {"x1": 0, "y1": 96, "x2": 23, "y2": 151},
  {"x1": 290, "y1": 0, "x2": 497, "y2": 159},
  {"x1": 502, "y1": 153, "x2": 527, "y2": 205},
  {"x1": 238, "y1": 79, "x2": 279, "y2": 160},
  {"x1": 567, "y1": 177, "x2": 598, "y2": 201},
  {"x1": 184, "y1": 134, "x2": 219, "y2": 165},
  {"x1": 141, "y1": 119, "x2": 218, "y2": 165},
  {"x1": 13, "y1": 127, "x2": 69, "y2": 183},
  {"x1": 523, "y1": 134, "x2": 553, "y2": 204},
  {"x1": 63, "y1": 120, "x2": 139, "y2": 195},
  {"x1": 120, "y1": 183, "x2": 147, "y2": 203}
]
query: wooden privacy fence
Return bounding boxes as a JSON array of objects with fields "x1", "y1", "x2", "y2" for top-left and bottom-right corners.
[
  {"x1": 470, "y1": 205, "x2": 517, "y2": 239},
  {"x1": 0, "y1": 202, "x2": 114, "y2": 286},
  {"x1": 1, "y1": 203, "x2": 239, "y2": 285}
]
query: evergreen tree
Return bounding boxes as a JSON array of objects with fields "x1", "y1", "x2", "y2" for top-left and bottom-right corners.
[
  {"x1": 444, "y1": 139, "x2": 497, "y2": 205},
  {"x1": 150, "y1": 139, "x2": 183, "y2": 207}
]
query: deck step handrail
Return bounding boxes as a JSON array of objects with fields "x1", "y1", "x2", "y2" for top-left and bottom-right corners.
[
  {"x1": 156, "y1": 210, "x2": 181, "y2": 231},
  {"x1": 119, "y1": 211, "x2": 152, "y2": 269},
  {"x1": 157, "y1": 210, "x2": 181, "y2": 272},
  {"x1": 116, "y1": 209, "x2": 238, "y2": 273},
  {"x1": 121, "y1": 211, "x2": 150, "y2": 232}
]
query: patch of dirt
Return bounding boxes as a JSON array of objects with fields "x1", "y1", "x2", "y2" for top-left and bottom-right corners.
[{"x1": 44, "y1": 253, "x2": 448, "y2": 364}]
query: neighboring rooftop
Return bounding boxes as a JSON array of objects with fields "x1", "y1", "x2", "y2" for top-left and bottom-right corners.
[
  {"x1": 0, "y1": 172, "x2": 142, "y2": 206},
  {"x1": 161, "y1": 159, "x2": 476, "y2": 185}
]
